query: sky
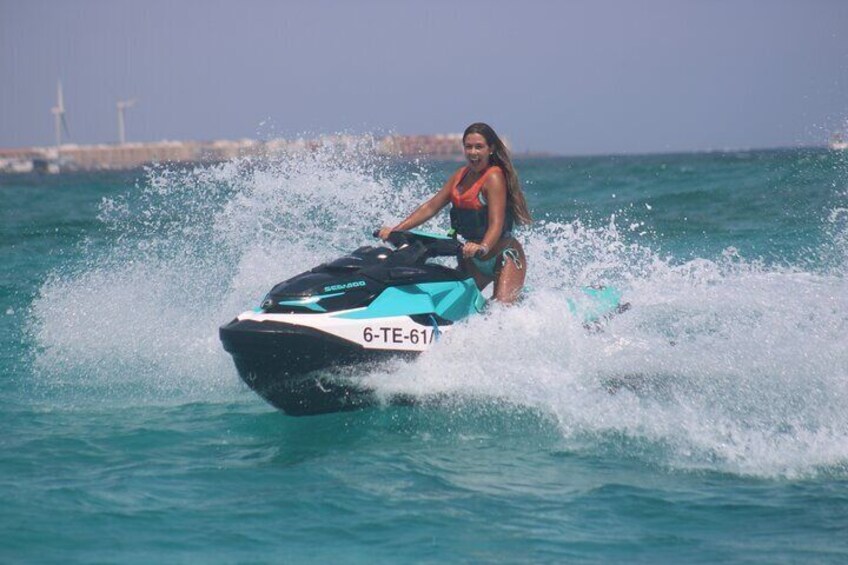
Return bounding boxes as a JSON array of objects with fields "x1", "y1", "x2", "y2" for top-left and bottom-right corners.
[{"x1": 1, "y1": 0, "x2": 847, "y2": 155}]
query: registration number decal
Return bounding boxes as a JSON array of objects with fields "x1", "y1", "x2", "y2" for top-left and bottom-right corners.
[{"x1": 362, "y1": 326, "x2": 437, "y2": 346}]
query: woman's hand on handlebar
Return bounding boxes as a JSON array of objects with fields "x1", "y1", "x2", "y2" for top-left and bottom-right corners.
[
  {"x1": 377, "y1": 226, "x2": 394, "y2": 241},
  {"x1": 462, "y1": 242, "x2": 487, "y2": 258}
]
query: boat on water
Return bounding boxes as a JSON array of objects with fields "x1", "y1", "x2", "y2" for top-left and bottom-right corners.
[{"x1": 830, "y1": 121, "x2": 848, "y2": 150}]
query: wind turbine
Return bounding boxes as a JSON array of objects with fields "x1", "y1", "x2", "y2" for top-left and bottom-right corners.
[
  {"x1": 116, "y1": 98, "x2": 137, "y2": 145},
  {"x1": 51, "y1": 80, "x2": 70, "y2": 149}
]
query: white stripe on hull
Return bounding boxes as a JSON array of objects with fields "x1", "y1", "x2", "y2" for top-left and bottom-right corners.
[{"x1": 237, "y1": 310, "x2": 449, "y2": 352}]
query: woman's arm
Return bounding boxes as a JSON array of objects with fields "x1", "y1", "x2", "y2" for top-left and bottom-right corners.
[{"x1": 379, "y1": 170, "x2": 458, "y2": 239}]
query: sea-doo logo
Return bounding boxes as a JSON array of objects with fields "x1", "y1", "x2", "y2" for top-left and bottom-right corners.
[{"x1": 323, "y1": 280, "x2": 367, "y2": 293}]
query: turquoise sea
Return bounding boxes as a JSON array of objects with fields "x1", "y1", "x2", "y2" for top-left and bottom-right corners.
[{"x1": 2, "y1": 146, "x2": 848, "y2": 562}]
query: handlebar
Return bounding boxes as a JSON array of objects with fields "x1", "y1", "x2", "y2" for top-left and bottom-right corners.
[{"x1": 372, "y1": 230, "x2": 463, "y2": 258}]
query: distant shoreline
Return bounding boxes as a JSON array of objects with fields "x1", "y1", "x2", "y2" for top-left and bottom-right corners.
[
  {"x1": 0, "y1": 136, "x2": 836, "y2": 175},
  {"x1": 0, "y1": 134, "x2": 468, "y2": 174}
]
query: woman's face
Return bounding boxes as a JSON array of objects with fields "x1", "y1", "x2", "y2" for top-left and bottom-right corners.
[{"x1": 463, "y1": 133, "x2": 492, "y2": 173}]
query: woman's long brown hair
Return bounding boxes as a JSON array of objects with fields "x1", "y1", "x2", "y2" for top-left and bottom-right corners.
[{"x1": 463, "y1": 122, "x2": 532, "y2": 225}]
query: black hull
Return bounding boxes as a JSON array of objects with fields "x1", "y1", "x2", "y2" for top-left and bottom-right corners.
[{"x1": 220, "y1": 318, "x2": 416, "y2": 416}]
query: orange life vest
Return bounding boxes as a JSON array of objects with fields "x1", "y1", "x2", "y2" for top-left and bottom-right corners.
[{"x1": 449, "y1": 166, "x2": 513, "y2": 241}]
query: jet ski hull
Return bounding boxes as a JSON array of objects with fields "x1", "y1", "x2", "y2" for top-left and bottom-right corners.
[{"x1": 220, "y1": 317, "x2": 416, "y2": 415}]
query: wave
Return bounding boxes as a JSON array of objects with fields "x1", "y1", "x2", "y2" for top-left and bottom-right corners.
[{"x1": 28, "y1": 140, "x2": 848, "y2": 477}]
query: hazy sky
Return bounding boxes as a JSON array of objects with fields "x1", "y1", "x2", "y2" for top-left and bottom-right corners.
[{"x1": 2, "y1": 0, "x2": 847, "y2": 155}]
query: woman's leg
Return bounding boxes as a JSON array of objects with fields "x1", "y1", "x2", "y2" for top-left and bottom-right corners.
[
  {"x1": 493, "y1": 240, "x2": 526, "y2": 303},
  {"x1": 461, "y1": 257, "x2": 494, "y2": 291}
]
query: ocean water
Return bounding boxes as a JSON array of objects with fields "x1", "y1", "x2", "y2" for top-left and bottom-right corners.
[{"x1": 2, "y1": 145, "x2": 848, "y2": 562}]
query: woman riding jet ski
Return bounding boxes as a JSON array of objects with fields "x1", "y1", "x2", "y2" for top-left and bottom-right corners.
[
  {"x1": 221, "y1": 123, "x2": 625, "y2": 415},
  {"x1": 379, "y1": 122, "x2": 532, "y2": 303}
]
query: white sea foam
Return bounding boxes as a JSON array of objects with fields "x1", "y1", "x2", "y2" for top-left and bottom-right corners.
[{"x1": 29, "y1": 141, "x2": 848, "y2": 477}]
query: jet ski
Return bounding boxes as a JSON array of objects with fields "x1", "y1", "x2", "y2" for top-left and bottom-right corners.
[{"x1": 220, "y1": 230, "x2": 627, "y2": 416}]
